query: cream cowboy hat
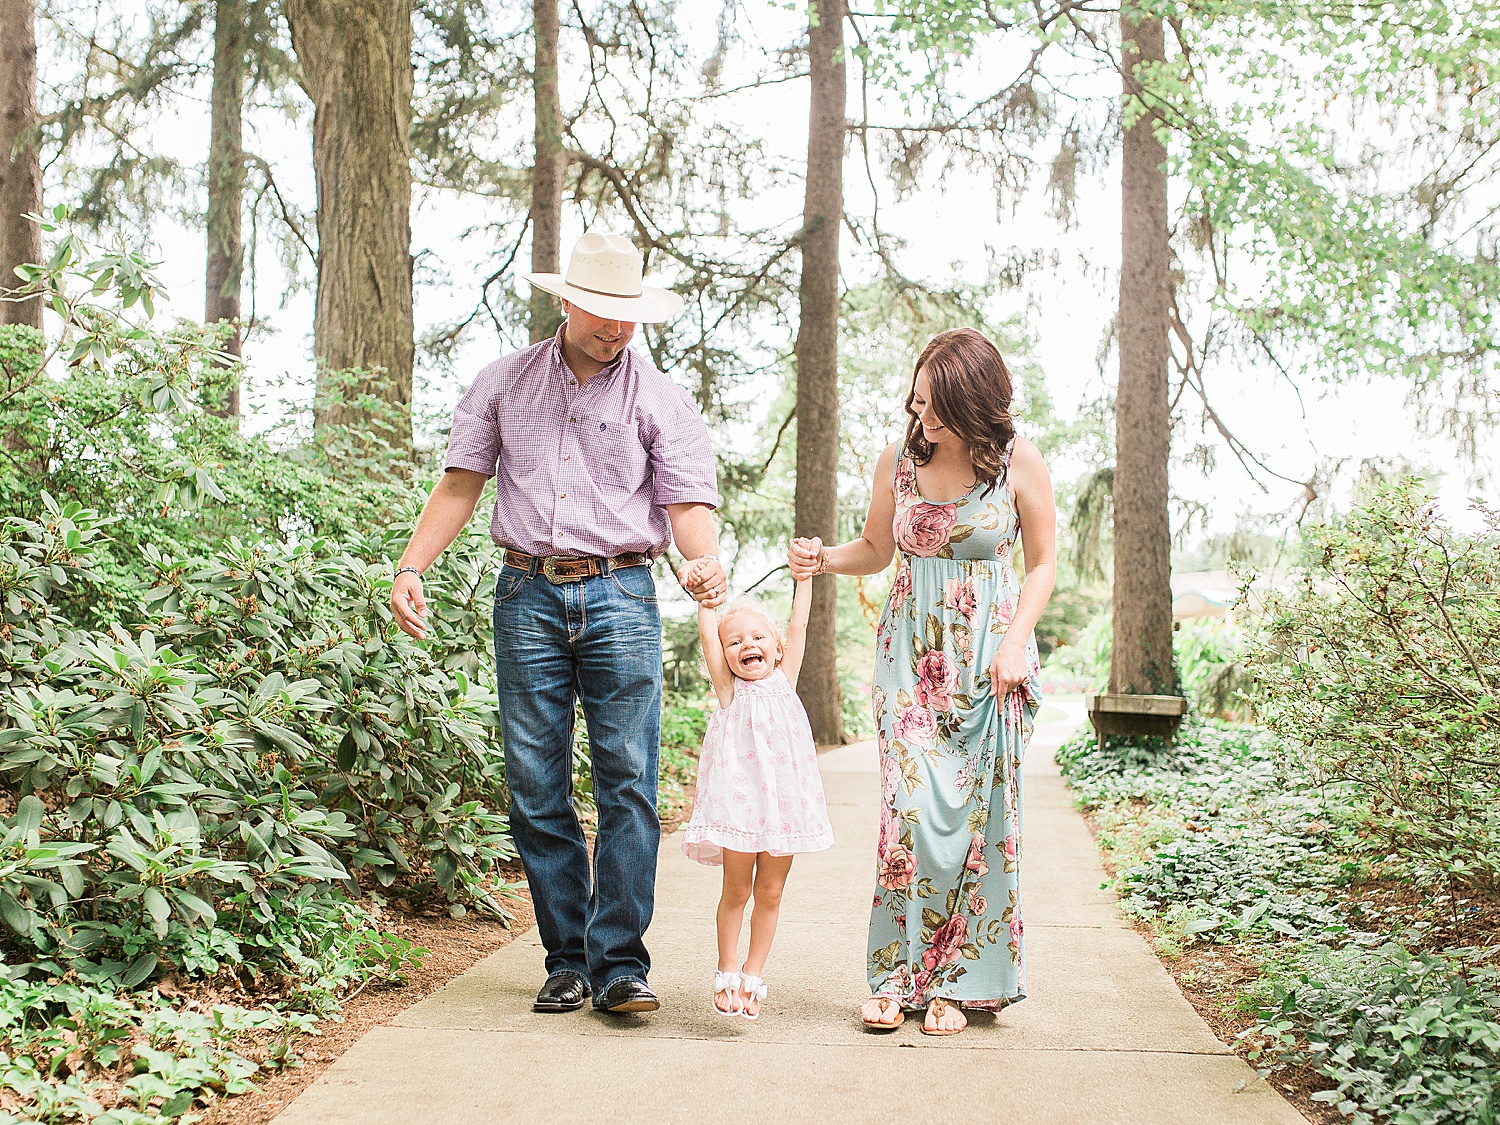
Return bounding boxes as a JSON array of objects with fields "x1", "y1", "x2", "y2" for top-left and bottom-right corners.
[{"x1": 523, "y1": 232, "x2": 684, "y2": 323}]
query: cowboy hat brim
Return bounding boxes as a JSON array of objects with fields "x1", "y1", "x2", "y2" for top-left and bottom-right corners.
[{"x1": 522, "y1": 273, "x2": 684, "y2": 323}]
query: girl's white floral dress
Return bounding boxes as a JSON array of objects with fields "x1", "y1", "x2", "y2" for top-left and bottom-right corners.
[{"x1": 682, "y1": 669, "x2": 835, "y2": 865}]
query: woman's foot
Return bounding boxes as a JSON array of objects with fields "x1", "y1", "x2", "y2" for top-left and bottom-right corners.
[
  {"x1": 859, "y1": 995, "x2": 904, "y2": 1030},
  {"x1": 921, "y1": 997, "x2": 967, "y2": 1036}
]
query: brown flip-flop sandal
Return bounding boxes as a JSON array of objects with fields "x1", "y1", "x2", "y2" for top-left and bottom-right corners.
[
  {"x1": 920, "y1": 997, "x2": 967, "y2": 1036},
  {"x1": 860, "y1": 995, "x2": 905, "y2": 1031}
]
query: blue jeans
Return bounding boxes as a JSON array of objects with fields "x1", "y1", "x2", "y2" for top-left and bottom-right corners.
[{"x1": 492, "y1": 558, "x2": 662, "y2": 1001}]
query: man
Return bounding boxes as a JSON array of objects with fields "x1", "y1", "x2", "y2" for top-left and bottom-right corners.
[{"x1": 391, "y1": 232, "x2": 726, "y2": 1015}]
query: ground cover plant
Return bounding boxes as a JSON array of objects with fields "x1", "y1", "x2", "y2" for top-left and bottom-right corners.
[{"x1": 1057, "y1": 483, "x2": 1500, "y2": 1125}]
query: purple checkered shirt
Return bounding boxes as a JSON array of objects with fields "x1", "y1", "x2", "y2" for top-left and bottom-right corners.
[{"x1": 442, "y1": 325, "x2": 720, "y2": 558}]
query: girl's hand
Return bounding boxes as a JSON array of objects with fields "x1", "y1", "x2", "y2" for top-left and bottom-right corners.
[
  {"x1": 788, "y1": 537, "x2": 823, "y2": 580},
  {"x1": 679, "y1": 556, "x2": 727, "y2": 608},
  {"x1": 988, "y1": 641, "x2": 1033, "y2": 700}
]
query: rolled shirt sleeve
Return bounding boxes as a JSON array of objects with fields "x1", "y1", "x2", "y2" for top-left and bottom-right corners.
[
  {"x1": 648, "y1": 385, "x2": 721, "y2": 509},
  {"x1": 442, "y1": 360, "x2": 503, "y2": 477}
]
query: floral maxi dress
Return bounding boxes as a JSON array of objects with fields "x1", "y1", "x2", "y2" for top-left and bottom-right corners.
[{"x1": 868, "y1": 448, "x2": 1042, "y2": 1011}]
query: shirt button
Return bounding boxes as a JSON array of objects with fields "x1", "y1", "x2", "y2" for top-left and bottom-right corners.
[
  {"x1": 564, "y1": 455, "x2": 571, "y2": 460},
  {"x1": 570, "y1": 416, "x2": 577, "y2": 423},
  {"x1": 560, "y1": 492, "x2": 567, "y2": 498}
]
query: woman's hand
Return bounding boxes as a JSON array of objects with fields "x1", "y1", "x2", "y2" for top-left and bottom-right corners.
[
  {"x1": 988, "y1": 639, "x2": 1033, "y2": 700},
  {"x1": 788, "y1": 536, "x2": 823, "y2": 580}
]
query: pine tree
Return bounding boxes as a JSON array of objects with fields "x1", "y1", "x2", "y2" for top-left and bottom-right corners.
[
  {"x1": 794, "y1": 0, "x2": 847, "y2": 745},
  {"x1": 205, "y1": 0, "x2": 247, "y2": 415},
  {"x1": 285, "y1": 0, "x2": 415, "y2": 458},
  {"x1": 1110, "y1": 3, "x2": 1175, "y2": 697},
  {"x1": 0, "y1": 0, "x2": 43, "y2": 330}
]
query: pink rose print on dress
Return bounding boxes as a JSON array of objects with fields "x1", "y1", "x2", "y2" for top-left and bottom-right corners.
[
  {"x1": 914, "y1": 650, "x2": 958, "y2": 711},
  {"x1": 995, "y1": 538, "x2": 1012, "y2": 560},
  {"x1": 895, "y1": 502, "x2": 959, "y2": 557},
  {"x1": 967, "y1": 888, "x2": 988, "y2": 916},
  {"x1": 881, "y1": 755, "x2": 901, "y2": 801},
  {"x1": 893, "y1": 704, "x2": 937, "y2": 746},
  {"x1": 943, "y1": 576, "x2": 978, "y2": 621},
  {"x1": 878, "y1": 844, "x2": 917, "y2": 891},
  {"x1": 889, "y1": 560, "x2": 913, "y2": 609},
  {"x1": 951, "y1": 622, "x2": 975, "y2": 667},
  {"x1": 1003, "y1": 833, "x2": 1018, "y2": 865},
  {"x1": 910, "y1": 969, "x2": 933, "y2": 1002},
  {"x1": 965, "y1": 833, "x2": 989, "y2": 877},
  {"x1": 922, "y1": 914, "x2": 968, "y2": 970},
  {"x1": 1010, "y1": 912, "x2": 1024, "y2": 951},
  {"x1": 877, "y1": 802, "x2": 898, "y2": 858},
  {"x1": 994, "y1": 597, "x2": 1016, "y2": 627}
]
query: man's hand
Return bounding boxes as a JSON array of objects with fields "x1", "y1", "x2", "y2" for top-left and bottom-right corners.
[
  {"x1": 392, "y1": 572, "x2": 428, "y2": 639},
  {"x1": 788, "y1": 536, "x2": 823, "y2": 580},
  {"x1": 678, "y1": 556, "x2": 727, "y2": 609}
]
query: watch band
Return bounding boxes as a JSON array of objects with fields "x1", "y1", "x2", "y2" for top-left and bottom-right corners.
[{"x1": 395, "y1": 565, "x2": 422, "y2": 580}]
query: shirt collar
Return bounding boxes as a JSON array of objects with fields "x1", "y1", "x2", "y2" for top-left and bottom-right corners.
[{"x1": 553, "y1": 320, "x2": 629, "y2": 383}]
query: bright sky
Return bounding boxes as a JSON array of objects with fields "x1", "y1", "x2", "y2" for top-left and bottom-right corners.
[{"x1": 104, "y1": 3, "x2": 1496, "y2": 544}]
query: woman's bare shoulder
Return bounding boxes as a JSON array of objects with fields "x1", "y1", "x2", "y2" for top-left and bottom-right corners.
[{"x1": 1008, "y1": 434, "x2": 1052, "y2": 493}]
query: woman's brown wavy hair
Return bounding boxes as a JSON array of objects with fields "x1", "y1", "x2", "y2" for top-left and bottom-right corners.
[{"x1": 903, "y1": 327, "x2": 1017, "y2": 494}]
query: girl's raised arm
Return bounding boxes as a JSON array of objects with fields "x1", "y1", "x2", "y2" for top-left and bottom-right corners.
[
  {"x1": 779, "y1": 577, "x2": 813, "y2": 691},
  {"x1": 698, "y1": 603, "x2": 735, "y2": 708}
]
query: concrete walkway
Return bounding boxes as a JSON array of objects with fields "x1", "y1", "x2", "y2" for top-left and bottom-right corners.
[{"x1": 274, "y1": 705, "x2": 1308, "y2": 1125}]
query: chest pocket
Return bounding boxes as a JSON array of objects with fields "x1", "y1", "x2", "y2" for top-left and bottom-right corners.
[{"x1": 576, "y1": 415, "x2": 648, "y2": 490}]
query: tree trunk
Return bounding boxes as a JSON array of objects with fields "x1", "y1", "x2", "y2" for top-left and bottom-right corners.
[
  {"x1": 286, "y1": 0, "x2": 414, "y2": 458},
  {"x1": 1111, "y1": 5, "x2": 1176, "y2": 697},
  {"x1": 205, "y1": 0, "x2": 246, "y2": 416},
  {"x1": 793, "y1": 0, "x2": 846, "y2": 745},
  {"x1": 0, "y1": 0, "x2": 42, "y2": 331},
  {"x1": 529, "y1": 0, "x2": 564, "y2": 344}
]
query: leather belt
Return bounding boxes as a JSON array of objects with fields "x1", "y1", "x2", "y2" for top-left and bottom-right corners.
[{"x1": 503, "y1": 549, "x2": 651, "y2": 584}]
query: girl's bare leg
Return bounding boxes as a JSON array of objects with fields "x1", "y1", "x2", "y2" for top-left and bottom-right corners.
[
  {"x1": 715, "y1": 850, "x2": 755, "y2": 1013},
  {"x1": 739, "y1": 853, "x2": 794, "y2": 1016}
]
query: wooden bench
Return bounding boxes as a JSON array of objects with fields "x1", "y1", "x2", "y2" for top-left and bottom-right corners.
[{"x1": 1084, "y1": 692, "x2": 1188, "y2": 747}]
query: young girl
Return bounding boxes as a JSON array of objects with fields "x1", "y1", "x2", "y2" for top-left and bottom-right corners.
[{"x1": 679, "y1": 572, "x2": 835, "y2": 1019}]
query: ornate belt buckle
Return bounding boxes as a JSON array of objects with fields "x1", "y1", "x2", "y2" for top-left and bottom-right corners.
[{"x1": 542, "y1": 557, "x2": 581, "y2": 584}]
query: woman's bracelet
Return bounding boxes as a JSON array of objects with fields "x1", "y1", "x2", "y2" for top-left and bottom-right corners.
[{"x1": 814, "y1": 547, "x2": 830, "y2": 576}]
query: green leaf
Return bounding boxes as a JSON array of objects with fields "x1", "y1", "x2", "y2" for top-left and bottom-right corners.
[
  {"x1": 121, "y1": 953, "x2": 157, "y2": 988},
  {"x1": 0, "y1": 891, "x2": 33, "y2": 936},
  {"x1": 14, "y1": 794, "x2": 44, "y2": 841},
  {"x1": 143, "y1": 886, "x2": 171, "y2": 924}
]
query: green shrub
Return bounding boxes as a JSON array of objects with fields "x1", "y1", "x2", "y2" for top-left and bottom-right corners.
[
  {"x1": 0, "y1": 494, "x2": 513, "y2": 988},
  {"x1": 1247, "y1": 480, "x2": 1500, "y2": 888}
]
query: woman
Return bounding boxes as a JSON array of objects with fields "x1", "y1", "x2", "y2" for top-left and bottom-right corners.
[{"x1": 788, "y1": 327, "x2": 1055, "y2": 1036}]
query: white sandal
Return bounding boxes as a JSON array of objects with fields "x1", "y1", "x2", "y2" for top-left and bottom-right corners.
[
  {"x1": 737, "y1": 968, "x2": 767, "y2": 1020},
  {"x1": 713, "y1": 969, "x2": 742, "y2": 1016}
]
